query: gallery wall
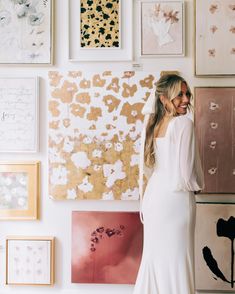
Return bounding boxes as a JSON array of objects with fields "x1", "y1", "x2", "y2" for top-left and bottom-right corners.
[{"x1": 0, "y1": 0, "x2": 234, "y2": 293}]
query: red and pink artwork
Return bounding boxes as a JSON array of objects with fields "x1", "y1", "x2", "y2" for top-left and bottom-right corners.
[
  {"x1": 71, "y1": 211, "x2": 143, "y2": 284},
  {"x1": 195, "y1": 87, "x2": 235, "y2": 193}
]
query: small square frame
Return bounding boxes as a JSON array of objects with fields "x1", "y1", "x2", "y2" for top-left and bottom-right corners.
[
  {"x1": 0, "y1": 162, "x2": 40, "y2": 220},
  {"x1": 6, "y1": 236, "x2": 55, "y2": 285}
]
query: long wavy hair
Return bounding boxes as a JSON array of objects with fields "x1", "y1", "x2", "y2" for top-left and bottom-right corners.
[{"x1": 144, "y1": 74, "x2": 192, "y2": 168}]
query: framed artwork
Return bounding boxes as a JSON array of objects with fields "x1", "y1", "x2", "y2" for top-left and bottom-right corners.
[
  {"x1": 0, "y1": 162, "x2": 40, "y2": 220},
  {"x1": 195, "y1": 0, "x2": 235, "y2": 76},
  {"x1": 195, "y1": 202, "x2": 235, "y2": 291},
  {"x1": 0, "y1": 0, "x2": 53, "y2": 64},
  {"x1": 0, "y1": 77, "x2": 39, "y2": 153},
  {"x1": 48, "y1": 70, "x2": 158, "y2": 200},
  {"x1": 6, "y1": 236, "x2": 55, "y2": 285},
  {"x1": 72, "y1": 211, "x2": 143, "y2": 284},
  {"x1": 194, "y1": 87, "x2": 235, "y2": 193},
  {"x1": 140, "y1": 0, "x2": 185, "y2": 57},
  {"x1": 80, "y1": 0, "x2": 121, "y2": 49},
  {"x1": 68, "y1": 0, "x2": 132, "y2": 61}
]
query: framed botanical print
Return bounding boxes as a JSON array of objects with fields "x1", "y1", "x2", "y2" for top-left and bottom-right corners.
[
  {"x1": 194, "y1": 87, "x2": 235, "y2": 193},
  {"x1": 195, "y1": 0, "x2": 235, "y2": 76},
  {"x1": 0, "y1": 162, "x2": 40, "y2": 220},
  {"x1": 140, "y1": 0, "x2": 185, "y2": 57},
  {"x1": 0, "y1": 0, "x2": 53, "y2": 64},
  {"x1": 195, "y1": 202, "x2": 235, "y2": 291},
  {"x1": 68, "y1": 0, "x2": 133, "y2": 61},
  {"x1": 0, "y1": 77, "x2": 39, "y2": 152},
  {"x1": 6, "y1": 236, "x2": 55, "y2": 285}
]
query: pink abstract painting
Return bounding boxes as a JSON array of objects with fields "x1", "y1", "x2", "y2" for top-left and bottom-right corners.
[
  {"x1": 72, "y1": 211, "x2": 143, "y2": 284},
  {"x1": 195, "y1": 87, "x2": 235, "y2": 193}
]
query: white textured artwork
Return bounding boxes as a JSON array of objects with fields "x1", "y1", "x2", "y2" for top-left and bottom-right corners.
[
  {"x1": 0, "y1": 77, "x2": 38, "y2": 152},
  {"x1": 0, "y1": 0, "x2": 52, "y2": 64},
  {"x1": 0, "y1": 172, "x2": 28, "y2": 210},
  {"x1": 141, "y1": 1, "x2": 184, "y2": 56},
  {"x1": 48, "y1": 71, "x2": 158, "y2": 200},
  {"x1": 196, "y1": 0, "x2": 235, "y2": 75},
  {"x1": 7, "y1": 239, "x2": 51, "y2": 285}
]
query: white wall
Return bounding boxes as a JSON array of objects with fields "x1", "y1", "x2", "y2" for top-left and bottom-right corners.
[{"x1": 0, "y1": 0, "x2": 234, "y2": 293}]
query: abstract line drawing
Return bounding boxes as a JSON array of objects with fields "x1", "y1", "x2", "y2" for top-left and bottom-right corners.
[{"x1": 0, "y1": 0, "x2": 53, "y2": 64}]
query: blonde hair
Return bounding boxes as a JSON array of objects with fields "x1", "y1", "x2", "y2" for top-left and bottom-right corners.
[{"x1": 144, "y1": 74, "x2": 192, "y2": 168}]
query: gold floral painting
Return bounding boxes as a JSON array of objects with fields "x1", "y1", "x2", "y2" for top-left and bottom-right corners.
[
  {"x1": 48, "y1": 71, "x2": 156, "y2": 200},
  {"x1": 80, "y1": 0, "x2": 120, "y2": 48}
]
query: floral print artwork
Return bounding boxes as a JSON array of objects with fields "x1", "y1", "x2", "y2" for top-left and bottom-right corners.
[
  {"x1": 0, "y1": 0, "x2": 52, "y2": 63},
  {"x1": 195, "y1": 87, "x2": 235, "y2": 193},
  {"x1": 48, "y1": 71, "x2": 156, "y2": 200},
  {"x1": 7, "y1": 239, "x2": 52, "y2": 285},
  {"x1": 0, "y1": 172, "x2": 28, "y2": 210},
  {"x1": 196, "y1": 0, "x2": 235, "y2": 75},
  {"x1": 72, "y1": 211, "x2": 143, "y2": 283},
  {"x1": 141, "y1": 1, "x2": 184, "y2": 55}
]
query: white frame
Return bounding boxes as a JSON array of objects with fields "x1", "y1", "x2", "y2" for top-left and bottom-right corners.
[
  {"x1": 139, "y1": 0, "x2": 185, "y2": 57},
  {"x1": 68, "y1": 0, "x2": 133, "y2": 61},
  {"x1": 0, "y1": 77, "x2": 39, "y2": 153},
  {"x1": 0, "y1": 0, "x2": 54, "y2": 65}
]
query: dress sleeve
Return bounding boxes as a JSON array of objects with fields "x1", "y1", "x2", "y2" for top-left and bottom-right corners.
[{"x1": 172, "y1": 116, "x2": 204, "y2": 192}]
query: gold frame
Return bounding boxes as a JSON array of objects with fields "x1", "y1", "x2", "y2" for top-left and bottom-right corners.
[
  {"x1": 0, "y1": 162, "x2": 40, "y2": 220},
  {"x1": 6, "y1": 236, "x2": 55, "y2": 285}
]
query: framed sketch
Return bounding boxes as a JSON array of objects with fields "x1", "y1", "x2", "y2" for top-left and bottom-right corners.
[
  {"x1": 68, "y1": 0, "x2": 132, "y2": 61},
  {"x1": 0, "y1": 77, "x2": 39, "y2": 153},
  {"x1": 195, "y1": 0, "x2": 235, "y2": 76},
  {"x1": 194, "y1": 87, "x2": 235, "y2": 193},
  {"x1": 0, "y1": 162, "x2": 40, "y2": 220},
  {"x1": 0, "y1": 0, "x2": 53, "y2": 64},
  {"x1": 72, "y1": 211, "x2": 143, "y2": 284},
  {"x1": 195, "y1": 202, "x2": 235, "y2": 291},
  {"x1": 140, "y1": 0, "x2": 185, "y2": 57},
  {"x1": 6, "y1": 236, "x2": 55, "y2": 285}
]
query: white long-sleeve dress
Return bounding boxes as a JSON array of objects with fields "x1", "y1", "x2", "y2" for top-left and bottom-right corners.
[{"x1": 133, "y1": 115, "x2": 204, "y2": 294}]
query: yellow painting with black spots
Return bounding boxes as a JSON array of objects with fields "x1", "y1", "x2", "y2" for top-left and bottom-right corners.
[{"x1": 80, "y1": 0, "x2": 120, "y2": 48}]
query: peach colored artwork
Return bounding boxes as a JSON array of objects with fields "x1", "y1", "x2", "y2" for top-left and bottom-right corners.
[
  {"x1": 140, "y1": 1, "x2": 184, "y2": 56},
  {"x1": 71, "y1": 211, "x2": 143, "y2": 284},
  {"x1": 48, "y1": 71, "x2": 157, "y2": 200}
]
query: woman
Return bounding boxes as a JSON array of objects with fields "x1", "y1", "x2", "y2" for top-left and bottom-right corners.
[{"x1": 134, "y1": 74, "x2": 204, "y2": 294}]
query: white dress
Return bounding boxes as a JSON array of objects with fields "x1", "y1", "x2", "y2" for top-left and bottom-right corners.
[{"x1": 134, "y1": 115, "x2": 204, "y2": 294}]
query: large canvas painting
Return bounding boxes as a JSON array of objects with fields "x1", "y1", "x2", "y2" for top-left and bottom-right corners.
[
  {"x1": 72, "y1": 211, "x2": 143, "y2": 284},
  {"x1": 0, "y1": 0, "x2": 53, "y2": 64},
  {"x1": 80, "y1": 0, "x2": 120, "y2": 48},
  {"x1": 0, "y1": 77, "x2": 38, "y2": 152},
  {"x1": 48, "y1": 70, "x2": 158, "y2": 200},
  {"x1": 195, "y1": 0, "x2": 235, "y2": 76},
  {"x1": 195, "y1": 203, "x2": 235, "y2": 291},
  {"x1": 194, "y1": 87, "x2": 235, "y2": 193},
  {"x1": 140, "y1": 1, "x2": 184, "y2": 56}
]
